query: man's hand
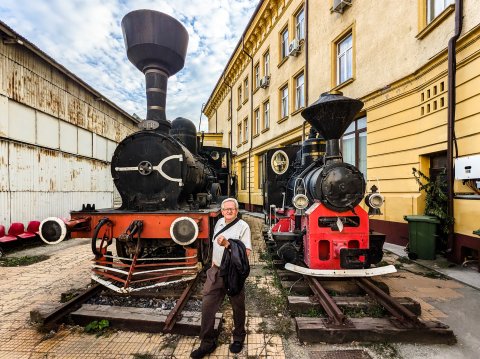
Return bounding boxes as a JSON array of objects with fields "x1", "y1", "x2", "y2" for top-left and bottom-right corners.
[{"x1": 217, "y1": 235, "x2": 229, "y2": 248}]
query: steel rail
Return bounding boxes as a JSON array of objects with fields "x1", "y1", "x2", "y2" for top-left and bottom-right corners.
[
  {"x1": 304, "y1": 276, "x2": 347, "y2": 326},
  {"x1": 42, "y1": 283, "x2": 104, "y2": 328},
  {"x1": 163, "y1": 272, "x2": 202, "y2": 332},
  {"x1": 355, "y1": 277, "x2": 424, "y2": 327}
]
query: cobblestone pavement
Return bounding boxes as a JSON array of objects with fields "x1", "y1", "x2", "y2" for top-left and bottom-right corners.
[{"x1": 0, "y1": 215, "x2": 476, "y2": 359}]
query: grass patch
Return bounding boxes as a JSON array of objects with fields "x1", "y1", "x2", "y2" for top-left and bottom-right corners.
[
  {"x1": 0, "y1": 255, "x2": 49, "y2": 267},
  {"x1": 84, "y1": 319, "x2": 110, "y2": 337},
  {"x1": 343, "y1": 305, "x2": 386, "y2": 318}
]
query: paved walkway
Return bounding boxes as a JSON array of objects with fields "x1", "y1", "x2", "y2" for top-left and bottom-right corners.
[{"x1": 0, "y1": 215, "x2": 479, "y2": 358}]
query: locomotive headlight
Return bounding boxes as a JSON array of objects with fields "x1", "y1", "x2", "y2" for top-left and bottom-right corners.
[
  {"x1": 292, "y1": 194, "x2": 309, "y2": 210},
  {"x1": 367, "y1": 193, "x2": 384, "y2": 209},
  {"x1": 170, "y1": 217, "x2": 199, "y2": 246}
]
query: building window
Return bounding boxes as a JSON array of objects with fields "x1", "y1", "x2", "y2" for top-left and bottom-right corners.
[
  {"x1": 228, "y1": 98, "x2": 232, "y2": 119},
  {"x1": 228, "y1": 130, "x2": 231, "y2": 148},
  {"x1": 264, "y1": 51, "x2": 270, "y2": 76},
  {"x1": 237, "y1": 123, "x2": 242, "y2": 144},
  {"x1": 295, "y1": 8, "x2": 305, "y2": 40},
  {"x1": 337, "y1": 32, "x2": 353, "y2": 85},
  {"x1": 295, "y1": 72, "x2": 305, "y2": 110},
  {"x1": 254, "y1": 63, "x2": 260, "y2": 89},
  {"x1": 241, "y1": 160, "x2": 247, "y2": 190},
  {"x1": 427, "y1": 0, "x2": 454, "y2": 24},
  {"x1": 244, "y1": 77, "x2": 249, "y2": 102},
  {"x1": 254, "y1": 108, "x2": 260, "y2": 135},
  {"x1": 281, "y1": 27, "x2": 289, "y2": 59},
  {"x1": 243, "y1": 117, "x2": 248, "y2": 142},
  {"x1": 237, "y1": 85, "x2": 242, "y2": 106},
  {"x1": 280, "y1": 85, "x2": 289, "y2": 119},
  {"x1": 263, "y1": 101, "x2": 270, "y2": 129},
  {"x1": 342, "y1": 116, "x2": 367, "y2": 179},
  {"x1": 258, "y1": 155, "x2": 264, "y2": 189}
]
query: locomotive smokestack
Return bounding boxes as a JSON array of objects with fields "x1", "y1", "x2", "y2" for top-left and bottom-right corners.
[
  {"x1": 121, "y1": 10, "x2": 189, "y2": 133},
  {"x1": 301, "y1": 91, "x2": 363, "y2": 162}
]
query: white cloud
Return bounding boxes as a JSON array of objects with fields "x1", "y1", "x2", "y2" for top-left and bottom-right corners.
[{"x1": 0, "y1": 0, "x2": 258, "y2": 131}]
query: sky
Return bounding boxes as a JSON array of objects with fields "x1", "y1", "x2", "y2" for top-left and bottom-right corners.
[{"x1": 0, "y1": 0, "x2": 258, "y2": 131}]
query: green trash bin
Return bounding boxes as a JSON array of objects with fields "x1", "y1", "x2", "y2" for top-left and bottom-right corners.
[{"x1": 404, "y1": 215, "x2": 440, "y2": 260}]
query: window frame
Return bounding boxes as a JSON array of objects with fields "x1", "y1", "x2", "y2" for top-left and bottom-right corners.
[
  {"x1": 254, "y1": 107, "x2": 260, "y2": 136},
  {"x1": 295, "y1": 7, "x2": 305, "y2": 41},
  {"x1": 240, "y1": 160, "x2": 247, "y2": 190},
  {"x1": 331, "y1": 25, "x2": 355, "y2": 90},
  {"x1": 263, "y1": 50, "x2": 270, "y2": 77},
  {"x1": 280, "y1": 25, "x2": 289, "y2": 60},
  {"x1": 243, "y1": 117, "x2": 248, "y2": 143},
  {"x1": 243, "y1": 77, "x2": 249, "y2": 103},
  {"x1": 341, "y1": 116, "x2": 367, "y2": 179},
  {"x1": 237, "y1": 85, "x2": 242, "y2": 108},
  {"x1": 258, "y1": 155, "x2": 264, "y2": 190},
  {"x1": 280, "y1": 83, "x2": 289, "y2": 120},
  {"x1": 417, "y1": 0, "x2": 455, "y2": 39},
  {"x1": 295, "y1": 71, "x2": 305, "y2": 110},
  {"x1": 254, "y1": 62, "x2": 260, "y2": 89},
  {"x1": 263, "y1": 100, "x2": 270, "y2": 131},
  {"x1": 237, "y1": 122, "x2": 242, "y2": 145}
]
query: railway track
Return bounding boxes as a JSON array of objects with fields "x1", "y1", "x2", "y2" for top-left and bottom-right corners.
[
  {"x1": 30, "y1": 271, "x2": 222, "y2": 336},
  {"x1": 264, "y1": 235, "x2": 456, "y2": 344}
]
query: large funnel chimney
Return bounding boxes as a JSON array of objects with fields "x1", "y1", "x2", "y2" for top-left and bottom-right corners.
[
  {"x1": 301, "y1": 91, "x2": 363, "y2": 162},
  {"x1": 121, "y1": 10, "x2": 189, "y2": 133}
]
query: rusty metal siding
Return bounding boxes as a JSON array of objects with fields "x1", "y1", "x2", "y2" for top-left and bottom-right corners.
[{"x1": 0, "y1": 140, "x2": 113, "y2": 227}]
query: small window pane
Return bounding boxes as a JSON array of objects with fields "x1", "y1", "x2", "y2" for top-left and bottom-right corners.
[{"x1": 296, "y1": 9, "x2": 305, "y2": 40}]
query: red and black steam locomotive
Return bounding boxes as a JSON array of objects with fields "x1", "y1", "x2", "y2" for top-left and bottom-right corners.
[
  {"x1": 39, "y1": 10, "x2": 235, "y2": 292},
  {"x1": 263, "y1": 92, "x2": 395, "y2": 277}
]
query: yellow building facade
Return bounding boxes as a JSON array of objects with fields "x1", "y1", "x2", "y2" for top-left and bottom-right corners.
[{"x1": 204, "y1": 0, "x2": 480, "y2": 263}]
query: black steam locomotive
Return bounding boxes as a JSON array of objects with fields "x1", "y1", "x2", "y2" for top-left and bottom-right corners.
[
  {"x1": 39, "y1": 10, "x2": 235, "y2": 292},
  {"x1": 263, "y1": 92, "x2": 395, "y2": 277}
]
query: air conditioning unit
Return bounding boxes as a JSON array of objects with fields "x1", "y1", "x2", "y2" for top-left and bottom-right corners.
[
  {"x1": 259, "y1": 76, "x2": 270, "y2": 89},
  {"x1": 333, "y1": 0, "x2": 352, "y2": 14},
  {"x1": 288, "y1": 38, "x2": 301, "y2": 57}
]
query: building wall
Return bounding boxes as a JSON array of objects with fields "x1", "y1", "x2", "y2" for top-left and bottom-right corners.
[
  {"x1": 0, "y1": 29, "x2": 137, "y2": 228},
  {"x1": 204, "y1": 0, "x2": 480, "y2": 260}
]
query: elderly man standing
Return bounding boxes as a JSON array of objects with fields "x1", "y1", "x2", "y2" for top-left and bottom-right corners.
[{"x1": 190, "y1": 198, "x2": 252, "y2": 359}]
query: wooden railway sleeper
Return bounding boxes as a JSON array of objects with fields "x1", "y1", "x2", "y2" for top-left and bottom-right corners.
[
  {"x1": 355, "y1": 277, "x2": 425, "y2": 328},
  {"x1": 304, "y1": 276, "x2": 353, "y2": 328}
]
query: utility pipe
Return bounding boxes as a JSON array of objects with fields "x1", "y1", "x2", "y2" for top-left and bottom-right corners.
[
  {"x1": 446, "y1": 0, "x2": 463, "y2": 252},
  {"x1": 242, "y1": 36, "x2": 254, "y2": 211}
]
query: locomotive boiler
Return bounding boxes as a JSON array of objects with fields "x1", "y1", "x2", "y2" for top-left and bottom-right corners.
[
  {"x1": 39, "y1": 10, "x2": 235, "y2": 292},
  {"x1": 264, "y1": 91, "x2": 395, "y2": 277}
]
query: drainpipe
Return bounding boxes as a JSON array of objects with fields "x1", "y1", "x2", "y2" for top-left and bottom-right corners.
[
  {"x1": 305, "y1": 0, "x2": 309, "y2": 106},
  {"x1": 446, "y1": 0, "x2": 463, "y2": 252},
  {"x1": 242, "y1": 36, "x2": 254, "y2": 211},
  {"x1": 223, "y1": 76, "x2": 234, "y2": 197}
]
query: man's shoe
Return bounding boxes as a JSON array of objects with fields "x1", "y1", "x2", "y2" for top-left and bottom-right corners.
[
  {"x1": 190, "y1": 343, "x2": 216, "y2": 359},
  {"x1": 229, "y1": 341, "x2": 243, "y2": 353}
]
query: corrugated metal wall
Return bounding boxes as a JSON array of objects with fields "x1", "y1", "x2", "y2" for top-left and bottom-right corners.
[
  {"x1": 0, "y1": 35, "x2": 138, "y2": 229},
  {"x1": 0, "y1": 139, "x2": 114, "y2": 227}
]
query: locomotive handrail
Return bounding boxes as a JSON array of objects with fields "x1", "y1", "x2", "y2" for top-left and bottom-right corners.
[{"x1": 91, "y1": 218, "x2": 113, "y2": 258}]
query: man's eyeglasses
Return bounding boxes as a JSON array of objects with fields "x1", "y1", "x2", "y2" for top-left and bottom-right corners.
[{"x1": 222, "y1": 208, "x2": 237, "y2": 212}]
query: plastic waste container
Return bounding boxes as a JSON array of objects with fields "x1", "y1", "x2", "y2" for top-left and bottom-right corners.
[{"x1": 404, "y1": 215, "x2": 440, "y2": 260}]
